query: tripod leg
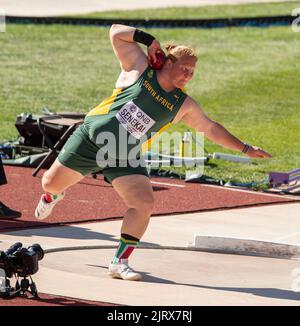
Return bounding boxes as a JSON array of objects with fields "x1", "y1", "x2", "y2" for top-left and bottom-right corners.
[
  {"x1": 29, "y1": 281, "x2": 39, "y2": 298},
  {"x1": 32, "y1": 124, "x2": 77, "y2": 177}
]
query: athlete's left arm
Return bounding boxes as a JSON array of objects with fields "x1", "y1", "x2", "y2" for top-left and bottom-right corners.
[{"x1": 174, "y1": 97, "x2": 272, "y2": 159}]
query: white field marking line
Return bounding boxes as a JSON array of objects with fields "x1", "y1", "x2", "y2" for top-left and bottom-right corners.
[
  {"x1": 150, "y1": 181, "x2": 185, "y2": 188},
  {"x1": 199, "y1": 183, "x2": 300, "y2": 200}
]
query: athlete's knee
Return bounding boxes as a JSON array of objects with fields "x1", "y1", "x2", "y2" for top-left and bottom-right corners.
[
  {"x1": 145, "y1": 198, "x2": 155, "y2": 214},
  {"x1": 134, "y1": 195, "x2": 155, "y2": 216}
]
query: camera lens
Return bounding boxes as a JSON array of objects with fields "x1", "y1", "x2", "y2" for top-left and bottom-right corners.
[
  {"x1": 5, "y1": 242, "x2": 22, "y2": 256},
  {"x1": 27, "y1": 244, "x2": 44, "y2": 261}
]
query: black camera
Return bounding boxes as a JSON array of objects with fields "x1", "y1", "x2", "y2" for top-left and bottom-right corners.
[{"x1": 0, "y1": 242, "x2": 44, "y2": 298}]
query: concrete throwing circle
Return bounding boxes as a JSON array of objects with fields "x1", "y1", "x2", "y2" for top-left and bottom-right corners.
[{"x1": 36, "y1": 247, "x2": 300, "y2": 306}]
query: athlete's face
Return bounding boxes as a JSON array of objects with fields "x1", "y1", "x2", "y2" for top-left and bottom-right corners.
[{"x1": 168, "y1": 56, "x2": 197, "y2": 89}]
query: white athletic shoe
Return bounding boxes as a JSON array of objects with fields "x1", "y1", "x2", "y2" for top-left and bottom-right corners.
[
  {"x1": 34, "y1": 192, "x2": 65, "y2": 220},
  {"x1": 108, "y1": 259, "x2": 142, "y2": 281}
]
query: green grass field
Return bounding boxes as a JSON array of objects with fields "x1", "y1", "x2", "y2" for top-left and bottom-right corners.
[
  {"x1": 75, "y1": 1, "x2": 300, "y2": 19},
  {"x1": 1, "y1": 2, "x2": 300, "y2": 183}
]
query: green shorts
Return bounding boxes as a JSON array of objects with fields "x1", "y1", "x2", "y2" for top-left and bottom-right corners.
[{"x1": 57, "y1": 124, "x2": 149, "y2": 183}]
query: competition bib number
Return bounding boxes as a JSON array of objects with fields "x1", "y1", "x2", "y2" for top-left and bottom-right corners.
[{"x1": 116, "y1": 101, "x2": 155, "y2": 139}]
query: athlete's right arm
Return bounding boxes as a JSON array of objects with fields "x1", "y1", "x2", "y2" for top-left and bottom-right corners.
[{"x1": 109, "y1": 24, "x2": 162, "y2": 73}]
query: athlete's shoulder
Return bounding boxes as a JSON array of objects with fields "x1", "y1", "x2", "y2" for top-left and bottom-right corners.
[
  {"x1": 180, "y1": 87, "x2": 188, "y2": 94},
  {"x1": 115, "y1": 65, "x2": 151, "y2": 89},
  {"x1": 181, "y1": 95, "x2": 200, "y2": 111}
]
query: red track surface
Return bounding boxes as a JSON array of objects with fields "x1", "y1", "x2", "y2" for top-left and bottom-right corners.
[
  {"x1": 0, "y1": 166, "x2": 297, "y2": 232},
  {"x1": 0, "y1": 293, "x2": 119, "y2": 306}
]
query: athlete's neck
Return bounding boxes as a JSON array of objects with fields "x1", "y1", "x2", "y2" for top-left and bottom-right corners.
[{"x1": 156, "y1": 70, "x2": 176, "y2": 92}]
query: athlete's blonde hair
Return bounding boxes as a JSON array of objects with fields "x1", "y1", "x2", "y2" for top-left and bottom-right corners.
[{"x1": 165, "y1": 44, "x2": 198, "y2": 62}]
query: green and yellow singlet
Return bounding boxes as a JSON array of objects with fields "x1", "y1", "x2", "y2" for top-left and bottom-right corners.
[{"x1": 84, "y1": 66, "x2": 187, "y2": 158}]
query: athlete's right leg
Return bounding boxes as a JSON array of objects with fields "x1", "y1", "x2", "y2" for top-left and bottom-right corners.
[
  {"x1": 41, "y1": 159, "x2": 84, "y2": 194},
  {"x1": 35, "y1": 159, "x2": 85, "y2": 219}
]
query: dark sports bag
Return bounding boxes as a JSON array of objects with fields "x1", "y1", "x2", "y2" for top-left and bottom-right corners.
[{"x1": 15, "y1": 110, "x2": 85, "y2": 148}]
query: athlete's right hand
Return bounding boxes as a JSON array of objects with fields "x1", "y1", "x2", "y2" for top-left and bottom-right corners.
[{"x1": 147, "y1": 40, "x2": 164, "y2": 65}]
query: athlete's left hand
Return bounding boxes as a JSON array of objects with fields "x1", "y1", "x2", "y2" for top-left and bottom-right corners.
[{"x1": 246, "y1": 146, "x2": 272, "y2": 159}]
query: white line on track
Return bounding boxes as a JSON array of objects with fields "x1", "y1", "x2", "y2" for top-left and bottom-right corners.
[
  {"x1": 200, "y1": 183, "x2": 300, "y2": 200},
  {"x1": 151, "y1": 181, "x2": 185, "y2": 188}
]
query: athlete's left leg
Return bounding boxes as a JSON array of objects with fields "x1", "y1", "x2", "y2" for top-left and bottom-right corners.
[
  {"x1": 112, "y1": 174, "x2": 154, "y2": 239},
  {"x1": 108, "y1": 174, "x2": 154, "y2": 280}
]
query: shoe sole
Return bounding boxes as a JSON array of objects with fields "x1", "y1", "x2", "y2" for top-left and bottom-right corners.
[
  {"x1": 35, "y1": 207, "x2": 54, "y2": 220},
  {"x1": 108, "y1": 271, "x2": 142, "y2": 281}
]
